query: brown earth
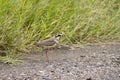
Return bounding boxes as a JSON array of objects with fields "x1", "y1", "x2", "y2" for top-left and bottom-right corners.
[{"x1": 0, "y1": 43, "x2": 120, "y2": 80}]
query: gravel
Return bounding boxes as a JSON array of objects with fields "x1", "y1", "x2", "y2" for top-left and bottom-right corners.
[{"x1": 0, "y1": 43, "x2": 120, "y2": 80}]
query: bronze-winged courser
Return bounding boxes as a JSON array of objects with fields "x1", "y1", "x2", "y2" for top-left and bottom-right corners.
[{"x1": 34, "y1": 34, "x2": 63, "y2": 62}]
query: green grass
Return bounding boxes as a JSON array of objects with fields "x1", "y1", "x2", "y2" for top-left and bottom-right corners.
[{"x1": 0, "y1": 0, "x2": 120, "y2": 64}]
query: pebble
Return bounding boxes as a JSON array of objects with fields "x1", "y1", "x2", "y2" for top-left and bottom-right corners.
[{"x1": 0, "y1": 45, "x2": 120, "y2": 80}]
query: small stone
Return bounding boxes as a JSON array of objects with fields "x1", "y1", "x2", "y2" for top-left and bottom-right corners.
[
  {"x1": 62, "y1": 68, "x2": 64, "y2": 70},
  {"x1": 80, "y1": 55, "x2": 85, "y2": 57},
  {"x1": 33, "y1": 78, "x2": 42, "y2": 80},
  {"x1": 23, "y1": 76, "x2": 32, "y2": 80},
  {"x1": 74, "y1": 65, "x2": 77, "y2": 67},
  {"x1": 67, "y1": 70, "x2": 70, "y2": 73},
  {"x1": 20, "y1": 73, "x2": 26, "y2": 76},
  {"x1": 39, "y1": 71, "x2": 45, "y2": 75},
  {"x1": 50, "y1": 70, "x2": 54, "y2": 73},
  {"x1": 86, "y1": 77, "x2": 92, "y2": 80},
  {"x1": 43, "y1": 77, "x2": 49, "y2": 80},
  {"x1": 102, "y1": 50, "x2": 107, "y2": 53},
  {"x1": 15, "y1": 75, "x2": 23, "y2": 79},
  {"x1": 7, "y1": 77, "x2": 11, "y2": 80}
]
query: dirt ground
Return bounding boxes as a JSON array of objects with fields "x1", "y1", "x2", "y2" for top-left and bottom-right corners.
[{"x1": 0, "y1": 43, "x2": 120, "y2": 80}]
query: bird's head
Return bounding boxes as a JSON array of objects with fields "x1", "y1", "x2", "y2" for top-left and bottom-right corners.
[{"x1": 55, "y1": 32, "x2": 64, "y2": 40}]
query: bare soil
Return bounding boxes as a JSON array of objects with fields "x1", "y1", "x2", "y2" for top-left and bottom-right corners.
[{"x1": 0, "y1": 43, "x2": 120, "y2": 80}]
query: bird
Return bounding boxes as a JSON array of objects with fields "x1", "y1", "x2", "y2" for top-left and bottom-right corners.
[{"x1": 34, "y1": 33, "x2": 63, "y2": 62}]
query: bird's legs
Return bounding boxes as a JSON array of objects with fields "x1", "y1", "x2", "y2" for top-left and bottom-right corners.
[{"x1": 45, "y1": 48, "x2": 49, "y2": 62}]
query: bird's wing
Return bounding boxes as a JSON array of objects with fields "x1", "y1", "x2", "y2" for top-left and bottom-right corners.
[
  {"x1": 40, "y1": 40, "x2": 56, "y2": 46},
  {"x1": 36, "y1": 37, "x2": 57, "y2": 47}
]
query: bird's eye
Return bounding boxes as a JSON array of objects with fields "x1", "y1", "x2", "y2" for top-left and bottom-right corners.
[{"x1": 55, "y1": 34, "x2": 61, "y2": 37}]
